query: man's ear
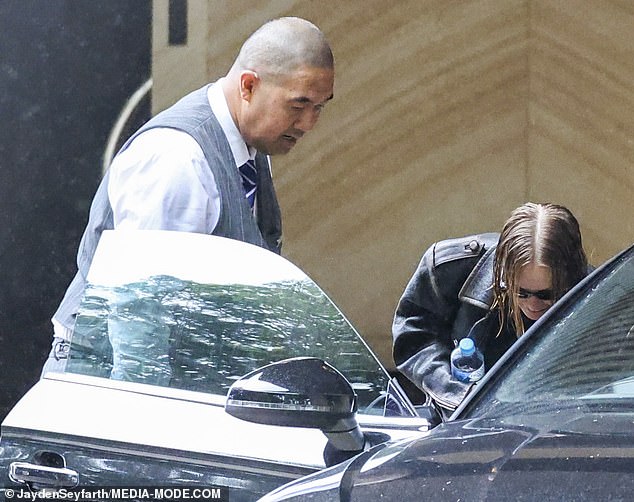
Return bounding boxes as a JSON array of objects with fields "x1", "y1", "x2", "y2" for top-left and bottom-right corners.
[{"x1": 240, "y1": 70, "x2": 259, "y2": 101}]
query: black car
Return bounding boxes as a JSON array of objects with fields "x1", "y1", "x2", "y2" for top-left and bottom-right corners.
[
  {"x1": 0, "y1": 230, "x2": 432, "y2": 502},
  {"x1": 255, "y1": 242, "x2": 634, "y2": 501}
]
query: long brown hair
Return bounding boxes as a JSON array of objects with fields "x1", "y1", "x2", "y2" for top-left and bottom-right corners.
[{"x1": 492, "y1": 202, "x2": 588, "y2": 336}]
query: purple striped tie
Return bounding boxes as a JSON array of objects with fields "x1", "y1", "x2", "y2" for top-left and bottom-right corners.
[{"x1": 239, "y1": 159, "x2": 257, "y2": 209}]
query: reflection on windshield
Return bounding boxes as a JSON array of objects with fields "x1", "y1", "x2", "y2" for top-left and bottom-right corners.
[
  {"x1": 67, "y1": 275, "x2": 391, "y2": 412},
  {"x1": 468, "y1": 248, "x2": 634, "y2": 433}
]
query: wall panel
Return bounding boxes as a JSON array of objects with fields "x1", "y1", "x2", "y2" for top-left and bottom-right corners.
[{"x1": 529, "y1": 0, "x2": 634, "y2": 263}]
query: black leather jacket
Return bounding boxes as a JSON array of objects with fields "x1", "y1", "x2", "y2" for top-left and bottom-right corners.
[{"x1": 392, "y1": 233, "x2": 516, "y2": 416}]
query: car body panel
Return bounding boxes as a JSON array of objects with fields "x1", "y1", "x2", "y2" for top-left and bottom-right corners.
[
  {"x1": 262, "y1": 420, "x2": 634, "y2": 501},
  {"x1": 346, "y1": 419, "x2": 634, "y2": 501},
  {"x1": 0, "y1": 372, "x2": 428, "y2": 500},
  {"x1": 1, "y1": 373, "x2": 328, "y2": 467}
]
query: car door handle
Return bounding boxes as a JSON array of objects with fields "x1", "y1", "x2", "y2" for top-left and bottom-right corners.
[{"x1": 9, "y1": 461, "x2": 79, "y2": 488}]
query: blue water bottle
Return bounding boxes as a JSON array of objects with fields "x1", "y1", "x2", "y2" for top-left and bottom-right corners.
[{"x1": 450, "y1": 338, "x2": 484, "y2": 383}]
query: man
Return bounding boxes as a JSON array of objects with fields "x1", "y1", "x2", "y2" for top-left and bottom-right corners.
[{"x1": 44, "y1": 17, "x2": 335, "y2": 373}]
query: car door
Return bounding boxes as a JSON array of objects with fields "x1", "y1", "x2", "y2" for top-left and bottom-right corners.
[
  {"x1": 0, "y1": 372, "x2": 327, "y2": 501},
  {"x1": 0, "y1": 230, "x2": 426, "y2": 501}
]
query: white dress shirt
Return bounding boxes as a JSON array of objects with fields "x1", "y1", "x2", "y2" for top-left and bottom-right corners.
[{"x1": 107, "y1": 79, "x2": 257, "y2": 233}]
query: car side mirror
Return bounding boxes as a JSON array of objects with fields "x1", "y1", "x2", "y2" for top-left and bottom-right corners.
[{"x1": 225, "y1": 357, "x2": 365, "y2": 454}]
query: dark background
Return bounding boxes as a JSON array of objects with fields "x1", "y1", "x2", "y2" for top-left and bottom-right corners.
[{"x1": 0, "y1": 1, "x2": 151, "y2": 419}]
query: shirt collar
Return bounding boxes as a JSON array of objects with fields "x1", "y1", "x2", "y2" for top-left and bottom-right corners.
[{"x1": 207, "y1": 79, "x2": 256, "y2": 167}]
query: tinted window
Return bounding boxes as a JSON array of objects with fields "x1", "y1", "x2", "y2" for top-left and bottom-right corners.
[
  {"x1": 467, "y1": 247, "x2": 634, "y2": 433},
  {"x1": 64, "y1": 231, "x2": 397, "y2": 414}
]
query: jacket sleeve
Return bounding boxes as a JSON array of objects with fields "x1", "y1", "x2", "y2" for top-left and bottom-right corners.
[{"x1": 392, "y1": 237, "x2": 484, "y2": 413}]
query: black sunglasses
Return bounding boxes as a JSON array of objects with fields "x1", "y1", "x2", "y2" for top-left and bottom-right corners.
[{"x1": 517, "y1": 288, "x2": 554, "y2": 301}]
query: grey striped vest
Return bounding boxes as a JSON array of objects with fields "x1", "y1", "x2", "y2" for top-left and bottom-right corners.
[{"x1": 53, "y1": 85, "x2": 282, "y2": 333}]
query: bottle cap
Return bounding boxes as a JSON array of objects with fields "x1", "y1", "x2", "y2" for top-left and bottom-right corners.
[{"x1": 459, "y1": 337, "x2": 475, "y2": 356}]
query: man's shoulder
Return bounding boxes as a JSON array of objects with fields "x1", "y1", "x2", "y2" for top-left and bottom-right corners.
[{"x1": 116, "y1": 128, "x2": 204, "y2": 164}]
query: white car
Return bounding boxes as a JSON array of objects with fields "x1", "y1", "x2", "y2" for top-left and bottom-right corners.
[{"x1": 0, "y1": 230, "x2": 434, "y2": 501}]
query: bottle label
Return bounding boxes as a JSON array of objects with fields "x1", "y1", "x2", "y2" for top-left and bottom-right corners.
[{"x1": 451, "y1": 364, "x2": 484, "y2": 383}]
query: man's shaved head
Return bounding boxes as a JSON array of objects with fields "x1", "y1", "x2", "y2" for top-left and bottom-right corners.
[{"x1": 232, "y1": 17, "x2": 334, "y2": 78}]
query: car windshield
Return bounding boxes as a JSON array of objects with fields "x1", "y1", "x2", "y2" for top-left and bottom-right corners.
[
  {"x1": 64, "y1": 230, "x2": 405, "y2": 416},
  {"x1": 465, "y1": 245, "x2": 634, "y2": 434}
]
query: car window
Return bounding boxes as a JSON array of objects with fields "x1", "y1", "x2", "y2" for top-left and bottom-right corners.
[
  {"x1": 64, "y1": 230, "x2": 406, "y2": 416},
  {"x1": 465, "y1": 246, "x2": 634, "y2": 433}
]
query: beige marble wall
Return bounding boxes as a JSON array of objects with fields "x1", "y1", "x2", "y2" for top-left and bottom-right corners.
[
  {"x1": 528, "y1": 0, "x2": 634, "y2": 263},
  {"x1": 152, "y1": 0, "x2": 633, "y2": 367}
]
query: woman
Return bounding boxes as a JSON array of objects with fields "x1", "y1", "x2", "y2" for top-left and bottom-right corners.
[{"x1": 392, "y1": 202, "x2": 589, "y2": 417}]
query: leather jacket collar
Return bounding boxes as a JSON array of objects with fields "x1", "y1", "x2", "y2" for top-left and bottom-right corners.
[{"x1": 458, "y1": 244, "x2": 496, "y2": 310}]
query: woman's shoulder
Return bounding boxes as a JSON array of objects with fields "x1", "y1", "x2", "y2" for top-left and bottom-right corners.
[{"x1": 429, "y1": 232, "x2": 500, "y2": 268}]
